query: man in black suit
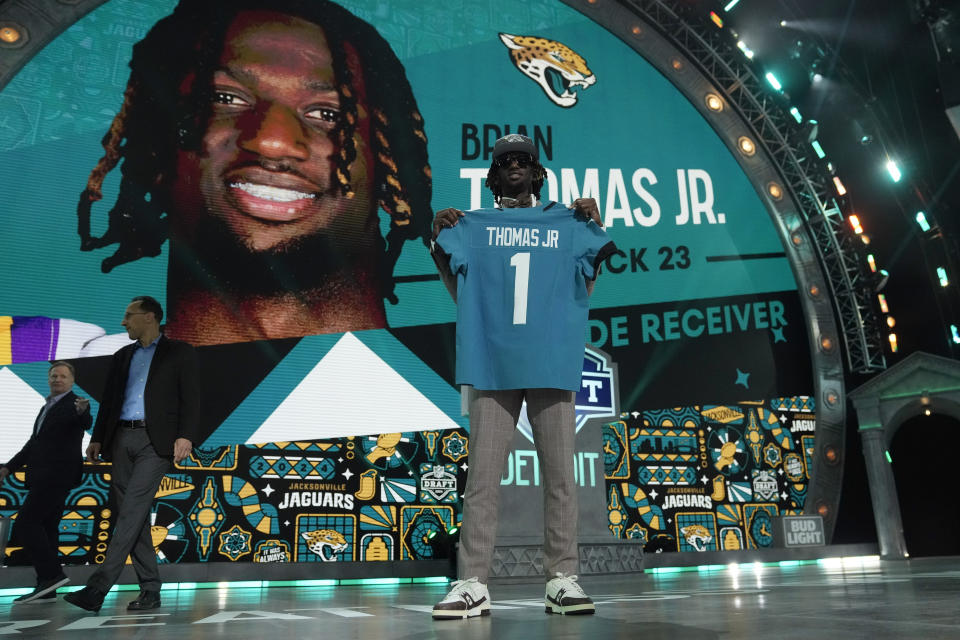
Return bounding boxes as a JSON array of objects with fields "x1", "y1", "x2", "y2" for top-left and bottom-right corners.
[
  {"x1": 64, "y1": 295, "x2": 200, "y2": 613},
  {"x1": 1, "y1": 361, "x2": 91, "y2": 604}
]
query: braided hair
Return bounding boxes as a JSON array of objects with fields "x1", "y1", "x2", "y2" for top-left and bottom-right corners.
[
  {"x1": 484, "y1": 157, "x2": 547, "y2": 206},
  {"x1": 77, "y1": 0, "x2": 432, "y2": 304}
]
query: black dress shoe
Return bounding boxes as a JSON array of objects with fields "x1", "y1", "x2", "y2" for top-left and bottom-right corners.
[
  {"x1": 63, "y1": 586, "x2": 105, "y2": 613},
  {"x1": 127, "y1": 590, "x2": 161, "y2": 611},
  {"x1": 13, "y1": 574, "x2": 69, "y2": 604}
]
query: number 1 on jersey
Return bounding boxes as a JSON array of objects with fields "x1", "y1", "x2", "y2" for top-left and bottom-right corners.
[{"x1": 510, "y1": 252, "x2": 530, "y2": 325}]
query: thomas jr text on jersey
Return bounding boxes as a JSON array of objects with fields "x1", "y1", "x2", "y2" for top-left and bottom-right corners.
[{"x1": 485, "y1": 225, "x2": 560, "y2": 248}]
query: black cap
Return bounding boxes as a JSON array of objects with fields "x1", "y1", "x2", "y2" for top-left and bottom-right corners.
[{"x1": 492, "y1": 134, "x2": 538, "y2": 161}]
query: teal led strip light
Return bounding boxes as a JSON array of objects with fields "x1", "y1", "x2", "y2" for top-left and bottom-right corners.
[
  {"x1": 0, "y1": 576, "x2": 450, "y2": 597},
  {"x1": 646, "y1": 556, "x2": 880, "y2": 575}
]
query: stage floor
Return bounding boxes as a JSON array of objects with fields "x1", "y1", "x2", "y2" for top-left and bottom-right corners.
[{"x1": 2, "y1": 555, "x2": 959, "y2": 639}]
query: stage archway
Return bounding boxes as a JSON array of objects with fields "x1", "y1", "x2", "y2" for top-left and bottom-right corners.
[{"x1": 0, "y1": 0, "x2": 884, "y2": 573}]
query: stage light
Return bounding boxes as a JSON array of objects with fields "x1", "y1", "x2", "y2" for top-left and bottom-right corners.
[
  {"x1": 885, "y1": 450, "x2": 893, "y2": 463},
  {"x1": 789, "y1": 107, "x2": 803, "y2": 123},
  {"x1": 736, "y1": 40, "x2": 755, "y2": 59},
  {"x1": 852, "y1": 119, "x2": 874, "y2": 145},
  {"x1": 878, "y1": 294, "x2": 889, "y2": 313},
  {"x1": 737, "y1": 136, "x2": 756, "y2": 156},
  {"x1": 861, "y1": 234, "x2": 871, "y2": 245},
  {"x1": 423, "y1": 523, "x2": 460, "y2": 574},
  {"x1": 938, "y1": 267, "x2": 949, "y2": 287},
  {"x1": 765, "y1": 72, "x2": 782, "y2": 91},
  {"x1": 705, "y1": 93, "x2": 724, "y2": 111},
  {"x1": 811, "y1": 72, "x2": 823, "y2": 83},
  {"x1": 885, "y1": 159, "x2": 902, "y2": 182},
  {"x1": 886, "y1": 316, "x2": 895, "y2": 328},
  {"x1": 951, "y1": 324, "x2": 960, "y2": 343},
  {"x1": 888, "y1": 333, "x2": 898, "y2": 352},
  {"x1": 0, "y1": 26, "x2": 21, "y2": 44},
  {"x1": 779, "y1": 20, "x2": 788, "y2": 27},
  {"x1": 832, "y1": 176, "x2": 847, "y2": 195},
  {"x1": 916, "y1": 211, "x2": 931, "y2": 232},
  {"x1": 874, "y1": 268, "x2": 888, "y2": 291},
  {"x1": 848, "y1": 215, "x2": 863, "y2": 234},
  {"x1": 811, "y1": 140, "x2": 826, "y2": 159},
  {"x1": 923, "y1": 408, "x2": 932, "y2": 417},
  {"x1": 867, "y1": 254, "x2": 877, "y2": 272},
  {"x1": 724, "y1": 0, "x2": 741, "y2": 11},
  {"x1": 710, "y1": 12, "x2": 724, "y2": 28},
  {"x1": 767, "y1": 182, "x2": 783, "y2": 199}
]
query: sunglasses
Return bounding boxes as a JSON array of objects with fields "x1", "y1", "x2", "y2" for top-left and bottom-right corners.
[{"x1": 494, "y1": 152, "x2": 534, "y2": 168}]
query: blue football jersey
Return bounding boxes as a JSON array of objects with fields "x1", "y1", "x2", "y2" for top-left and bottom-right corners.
[{"x1": 436, "y1": 202, "x2": 616, "y2": 391}]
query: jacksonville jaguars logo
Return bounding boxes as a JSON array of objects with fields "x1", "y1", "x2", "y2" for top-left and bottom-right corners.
[
  {"x1": 301, "y1": 528, "x2": 348, "y2": 561},
  {"x1": 680, "y1": 524, "x2": 713, "y2": 552},
  {"x1": 499, "y1": 33, "x2": 596, "y2": 107}
]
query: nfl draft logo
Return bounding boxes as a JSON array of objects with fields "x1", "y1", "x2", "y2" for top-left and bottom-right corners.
[
  {"x1": 418, "y1": 463, "x2": 458, "y2": 503},
  {"x1": 517, "y1": 346, "x2": 619, "y2": 443},
  {"x1": 751, "y1": 469, "x2": 779, "y2": 502}
]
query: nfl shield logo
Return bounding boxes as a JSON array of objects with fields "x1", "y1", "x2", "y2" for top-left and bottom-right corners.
[{"x1": 516, "y1": 345, "x2": 619, "y2": 443}]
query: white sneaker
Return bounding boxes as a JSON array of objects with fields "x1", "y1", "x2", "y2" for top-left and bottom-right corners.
[
  {"x1": 544, "y1": 573, "x2": 595, "y2": 615},
  {"x1": 432, "y1": 577, "x2": 491, "y2": 619}
]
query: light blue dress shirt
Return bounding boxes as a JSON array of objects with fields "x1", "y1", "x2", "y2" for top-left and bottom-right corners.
[{"x1": 120, "y1": 336, "x2": 160, "y2": 420}]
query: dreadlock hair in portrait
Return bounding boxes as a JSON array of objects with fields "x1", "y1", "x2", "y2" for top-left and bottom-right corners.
[
  {"x1": 484, "y1": 159, "x2": 547, "y2": 206},
  {"x1": 77, "y1": 0, "x2": 433, "y2": 304}
]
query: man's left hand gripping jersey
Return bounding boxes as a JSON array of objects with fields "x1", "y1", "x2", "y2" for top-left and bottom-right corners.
[{"x1": 436, "y1": 202, "x2": 616, "y2": 391}]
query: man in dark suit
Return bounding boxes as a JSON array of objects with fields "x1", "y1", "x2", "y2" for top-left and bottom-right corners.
[
  {"x1": 1, "y1": 361, "x2": 91, "y2": 604},
  {"x1": 64, "y1": 295, "x2": 200, "y2": 613}
]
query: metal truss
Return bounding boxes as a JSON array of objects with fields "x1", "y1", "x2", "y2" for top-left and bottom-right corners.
[{"x1": 622, "y1": 0, "x2": 887, "y2": 373}]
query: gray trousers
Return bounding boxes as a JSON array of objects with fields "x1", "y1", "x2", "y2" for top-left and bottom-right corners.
[
  {"x1": 88, "y1": 427, "x2": 170, "y2": 593},
  {"x1": 457, "y1": 388, "x2": 578, "y2": 582}
]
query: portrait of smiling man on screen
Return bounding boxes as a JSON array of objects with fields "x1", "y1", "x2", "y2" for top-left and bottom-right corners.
[{"x1": 76, "y1": 0, "x2": 433, "y2": 347}]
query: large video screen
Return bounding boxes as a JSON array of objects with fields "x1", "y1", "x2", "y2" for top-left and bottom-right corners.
[{"x1": 0, "y1": 0, "x2": 815, "y2": 561}]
